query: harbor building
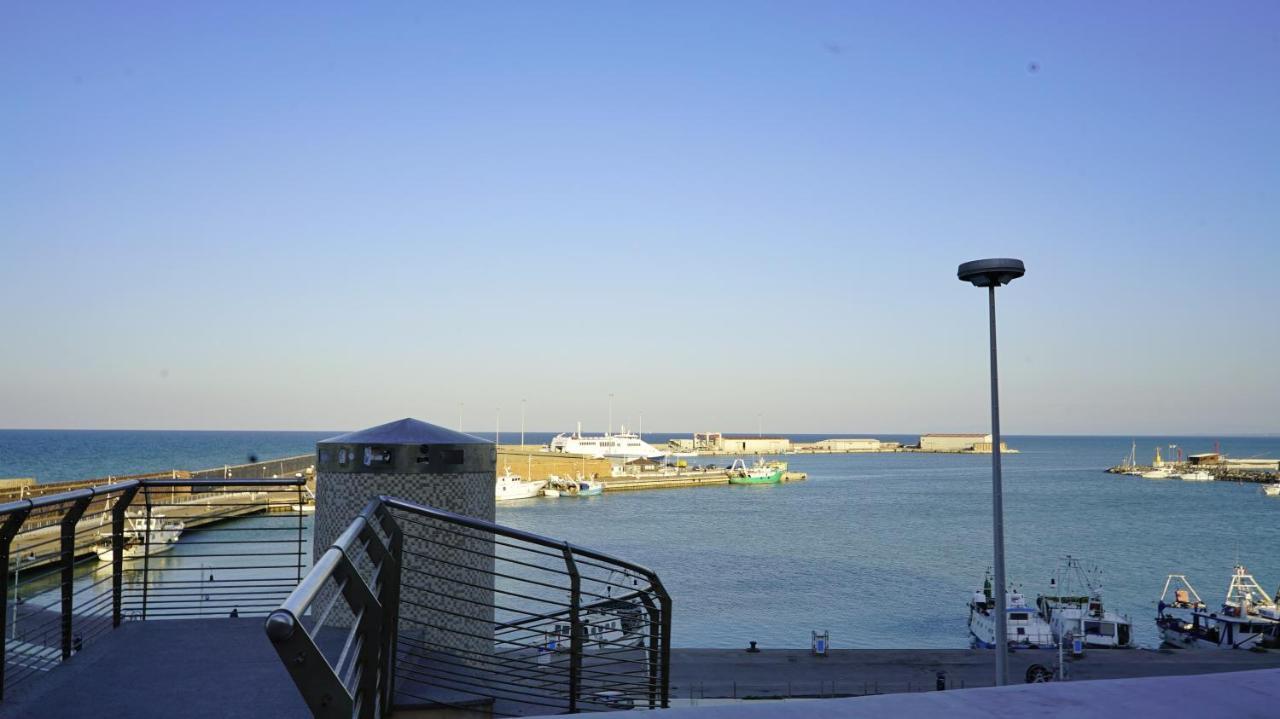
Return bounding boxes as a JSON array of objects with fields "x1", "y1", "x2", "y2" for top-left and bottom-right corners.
[
  {"x1": 920, "y1": 433, "x2": 1001, "y2": 452},
  {"x1": 718, "y1": 435, "x2": 792, "y2": 454},
  {"x1": 811, "y1": 438, "x2": 882, "y2": 452},
  {"x1": 672, "y1": 432, "x2": 792, "y2": 454}
]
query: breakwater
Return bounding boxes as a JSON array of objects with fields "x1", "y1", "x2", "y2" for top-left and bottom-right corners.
[{"x1": 1105, "y1": 465, "x2": 1279, "y2": 484}]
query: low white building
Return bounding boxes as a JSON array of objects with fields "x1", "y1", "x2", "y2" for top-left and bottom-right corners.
[
  {"x1": 813, "y1": 438, "x2": 881, "y2": 452},
  {"x1": 920, "y1": 433, "x2": 992, "y2": 452}
]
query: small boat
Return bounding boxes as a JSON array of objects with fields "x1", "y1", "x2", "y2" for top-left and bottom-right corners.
[
  {"x1": 495, "y1": 467, "x2": 548, "y2": 501},
  {"x1": 1178, "y1": 470, "x2": 1214, "y2": 481},
  {"x1": 727, "y1": 458, "x2": 783, "y2": 485},
  {"x1": 95, "y1": 515, "x2": 185, "y2": 562},
  {"x1": 544, "y1": 475, "x2": 603, "y2": 497},
  {"x1": 1156, "y1": 567, "x2": 1280, "y2": 649},
  {"x1": 1263, "y1": 484, "x2": 1280, "y2": 497},
  {"x1": 1036, "y1": 556, "x2": 1135, "y2": 648},
  {"x1": 968, "y1": 572, "x2": 1055, "y2": 649},
  {"x1": 1141, "y1": 468, "x2": 1175, "y2": 479}
]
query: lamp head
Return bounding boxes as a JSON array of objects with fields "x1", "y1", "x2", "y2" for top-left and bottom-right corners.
[{"x1": 957, "y1": 258, "x2": 1025, "y2": 287}]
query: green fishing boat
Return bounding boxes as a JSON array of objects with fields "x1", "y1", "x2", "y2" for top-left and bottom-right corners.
[{"x1": 727, "y1": 458, "x2": 784, "y2": 484}]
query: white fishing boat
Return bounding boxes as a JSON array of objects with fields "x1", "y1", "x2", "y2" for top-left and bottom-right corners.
[
  {"x1": 550, "y1": 423, "x2": 665, "y2": 460},
  {"x1": 968, "y1": 573, "x2": 1055, "y2": 649},
  {"x1": 1035, "y1": 556, "x2": 1135, "y2": 648},
  {"x1": 1178, "y1": 470, "x2": 1214, "y2": 481},
  {"x1": 1156, "y1": 567, "x2": 1280, "y2": 649},
  {"x1": 1263, "y1": 484, "x2": 1280, "y2": 497},
  {"x1": 95, "y1": 515, "x2": 185, "y2": 562},
  {"x1": 495, "y1": 467, "x2": 548, "y2": 501}
]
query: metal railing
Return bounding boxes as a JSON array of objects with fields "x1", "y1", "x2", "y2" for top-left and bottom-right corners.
[
  {"x1": 267, "y1": 495, "x2": 671, "y2": 717},
  {"x1": 2, "y1": 477, "x2": 309, "y2": 701}
]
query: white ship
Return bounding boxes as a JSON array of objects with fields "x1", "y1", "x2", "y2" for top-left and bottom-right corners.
[
  {"x1": 495, "y1": 467, "x2": 547, "y2": 501},
  {"x1": 1156, "y1": 567, "x2": 1280, "y2": 649},
  {"x1": 1035, "y1": 556, "x2": 1135, "y2": 648},
  {"x1": 968, "y1": 573, "x2": 1055, "y2": 649},
  {"x1": 549, "y1": 423, "x2": 665, "y2": 461}
]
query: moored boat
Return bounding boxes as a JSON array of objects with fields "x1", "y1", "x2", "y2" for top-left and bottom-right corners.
[
  {"x1": 495, "y1": 466, "x2": 548, "y2": 501},
  {"x1": 727, "y1": 458, "x2": 783, "y2": 485},
  {"x1": 968, "y1": 573, "x2": 1055, "y2": 649},
  {"x1": 549, "y1": 423, "x2": 665, "y2": 460},
  {"x1": 1156, "y1": 566, "x2": 1280, "y2": 649},
  {"x1": 545, "y1": 474, "x2": 604, "y2": 497},
  {"x1": 1035, "y1": 556, "x2": 1135, "y2": 648},
  {"x1": 1177, "y1": 470, "x2": 1213, "y2": 481},
  {"x1": 1263, "y1": 484, "x2": 1280, "y2": 497},
  {"x1": 95, "y1": 515, "x2": 185, "y2": 562}
]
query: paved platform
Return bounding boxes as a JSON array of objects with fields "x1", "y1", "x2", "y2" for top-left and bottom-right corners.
[
  {"x1": 610, "y1": 668, "x2": 1280, "y2": 718},
  {"x1": 1, "y1": 618, "x2": 309, "y2": 719},
  {"x1": 668, "y1": 646, "x2": 1280, "y2": 698}
]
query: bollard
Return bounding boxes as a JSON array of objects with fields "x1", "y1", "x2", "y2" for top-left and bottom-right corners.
[{"x1": 746, "y1": 640, "x2": 760, "y2": 653}]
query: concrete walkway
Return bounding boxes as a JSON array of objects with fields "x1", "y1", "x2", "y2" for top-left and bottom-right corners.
[
  {"x1": 628, "y1": 668, "x2": 1280, "y2": 718},
  {"x1": 1, "y1": 618, "x2": 309, "y2": 719}
]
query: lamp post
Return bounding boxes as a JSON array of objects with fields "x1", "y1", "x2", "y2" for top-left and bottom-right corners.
[{"x1": 957, "y1": 257, "x2": 1025, "y2": 687}]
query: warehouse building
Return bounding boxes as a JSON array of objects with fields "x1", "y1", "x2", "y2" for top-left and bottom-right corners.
[
  {"x1": 920, "y1": 433, "x2": 993, "y2": 452},
  {"x1": 719, "y1": 435, "x2": 792, "y2": 454},
  {"x1": 812, "y1": 438, "x2": 882, "y2": 452}
]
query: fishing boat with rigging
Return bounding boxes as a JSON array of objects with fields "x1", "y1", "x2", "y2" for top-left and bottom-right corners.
[
  {"x1": 1035, "y1": 556, "x2": 1135, "y2": 648},
  {"x1": 727, "y1": 458, "x2": 783, "y2": 485},
  {"x1": 94, "y1": 514, "x2": 185, "y2": 562},
  {"x1": 968, "y1": 572, "x2": 1055, "y2": 649},
  {"x1": 1156, "y1": 566, "x2": 1280, "y2": 649}
]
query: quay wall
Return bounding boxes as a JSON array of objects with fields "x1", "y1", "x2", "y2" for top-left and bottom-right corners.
[{"x1": 496, "y1": 445, "x2": 612, "y2": 481}]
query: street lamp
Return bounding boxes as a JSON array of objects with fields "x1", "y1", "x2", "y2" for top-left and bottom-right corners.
[{"x1": 957, "y1": 257, "x2": 1025, "y2": 687}]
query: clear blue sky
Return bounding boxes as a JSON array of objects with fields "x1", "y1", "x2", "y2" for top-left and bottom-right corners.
[{"x1": 2, "y1": 2, "x2": 1277, "y2": 435}]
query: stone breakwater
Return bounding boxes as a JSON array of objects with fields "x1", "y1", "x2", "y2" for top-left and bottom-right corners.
[{"x1": 1105, "y1": 465, "x2": 1278, "y2": 484}]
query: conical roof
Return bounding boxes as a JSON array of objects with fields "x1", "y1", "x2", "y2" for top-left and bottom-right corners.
[{"x1": 319, "y1": 418, "x2": 490, "y2": 446}]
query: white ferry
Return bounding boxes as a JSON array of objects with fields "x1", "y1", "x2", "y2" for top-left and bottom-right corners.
[
  {"x1": 549, "y1": 423, "x2": 665, "y2": 461},
  {"x1": 968, "y1": 573, "x2": 1055, "y2": 649},
  {"x1": 1156, "y1": 566, "x2": 1280, "y2": 649},
  {"x1": 1035, "y1": 556, "x2": 1135, "y2": 648},
  {"x1": 495, "y1": 467, "x2": 547, "y2": 501}
]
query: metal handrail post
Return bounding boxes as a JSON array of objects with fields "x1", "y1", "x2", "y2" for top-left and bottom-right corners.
[
  {"x1": 60, "y1": 495, "x2": 92, "y2": 659},
  {"x1": 659, "y1": 590, "x2": 672, "y2": 708},
  {"x1": 140, "y1": 486, "x2": 153, "y2": 620},
  {"x1": 562, "y1": 543, "x2": 582, "y2": 713},
  {"x1": 112, "y1": 485, "x2": 141, "y2": 627},
  {"x1": 638, "y1": 592, "x2": 660, "y2": 709},
  {"x1": 372, "y1": 504, "x2": 403, "y2": 716},
  {"x1": 0, "y1": 504, "x2": 32, "y2": 701}
]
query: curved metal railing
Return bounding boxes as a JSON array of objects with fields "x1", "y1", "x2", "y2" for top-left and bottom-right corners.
[{"x1": 267, "y1": 495, "x2": 671, "y2": 717}]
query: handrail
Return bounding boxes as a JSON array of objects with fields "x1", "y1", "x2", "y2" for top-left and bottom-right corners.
[
  {"x1": 268, "y1": 494, "x2": 671, "y2": 716},
  {"x1": 2, "y1": 476, "x2": 310, "y2": 702},
  {"x1": 376, "y1": 496, "x2": 667, "y2": 588}
]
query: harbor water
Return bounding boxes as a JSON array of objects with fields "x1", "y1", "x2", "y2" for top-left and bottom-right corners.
[{"x1": 4, "y1": 431, "x2": 1279, "y2": 650}]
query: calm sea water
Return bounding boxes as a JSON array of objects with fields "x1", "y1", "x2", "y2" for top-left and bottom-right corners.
[{"x1": 4, "y1": 431, "x2": 1279, "y2": 649}]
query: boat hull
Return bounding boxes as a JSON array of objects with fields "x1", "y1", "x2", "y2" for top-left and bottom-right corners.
[{"x1": 729, "y1": 469, "x2": 783, "y2": 485}]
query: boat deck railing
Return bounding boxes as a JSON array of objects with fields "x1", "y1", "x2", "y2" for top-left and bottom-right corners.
[
  {"x1": 266, "y1": 495, "x2": 672, "y2": 717},
  {"x1": 1, "y1": 477, "x2": 310, "y2": 701}
]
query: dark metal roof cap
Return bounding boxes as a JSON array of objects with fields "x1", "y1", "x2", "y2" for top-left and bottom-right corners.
[
  {"x1": 319, "y1": 418, "x2": 490, "y2": 446},
  {"x1": 957, "y1": 258, "x2": 1026, "y2": 287}
]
